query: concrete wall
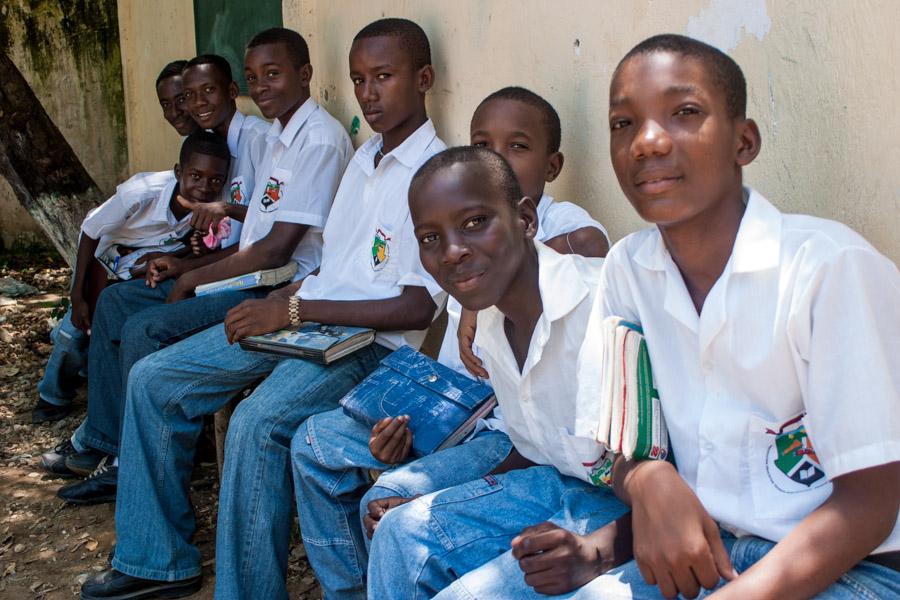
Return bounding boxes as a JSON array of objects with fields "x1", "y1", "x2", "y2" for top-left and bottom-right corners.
[
  {"x1": 0, "y1": 0, "x2": 127, "y2": 251},
  {"x1": 119, "y1": 0, "x2": 900, "y2": 262}
]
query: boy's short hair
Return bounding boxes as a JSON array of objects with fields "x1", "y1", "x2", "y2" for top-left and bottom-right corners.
[
  {"x1": 179, "y1": 131, "x2": 231, "y2": 166},
  {"x1": 477, "y1": 86, "x2": 562, "y2": 154},
  {"x1": 617, "y1": 33, "x2": 747, "y2": 118},
  {"x1": 156, "y1": 60, "x2": 189, "y2": 87},
  {"x1": 246, "y1": 27, "x2": 311, "y2": 69},
  {"x1": 184, "y1": 54, "x2": 234, "y2": 84},
  {"x1": 412, "y1": 146, "x2": 523, "y2": 208},
  {"x1": 354, "y1": 18, "x2": 431, "y2": 69}
]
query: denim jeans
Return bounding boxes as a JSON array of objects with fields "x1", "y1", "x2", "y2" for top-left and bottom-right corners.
[
  {"x1": 367, "y1": 465, "x2": 629, "y2": 600},
  {"x1": 290, "y1": 406, "x2": 513, "y2": 600},
  {"x1": 37, "y1": 306, "x2": 88, "y2": 406},
  {"x1": 110, "y1": 322, "x2": 391, "y2": 592},
  {"x1": 435, "y1": 531, "x2": 900, "y2": 599},
  {"x1": 81, "y1": 278, "x2": 266, "y2": 456}
]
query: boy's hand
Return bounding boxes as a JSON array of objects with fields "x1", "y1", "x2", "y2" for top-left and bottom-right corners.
[
  {"x1": 512, "y1": 518, "x2": 631, "y2": 595},
  {"x1": 190, "y1": 231, "x2": 212, "y2": 256},
  {"x1": 70, "y1": 295, "x2": 91, "y2": 334},
  {"x1": 363, "y1": 495, "x2": 421, "y2": 538},
  {"x1": 177, "y1": 195, "x2": 229, "y2": 233},
  {"x1": 146, "y1": 255, "x2": 184, "y2": 288},
  {"x1": 223, "y1": 296, "x2": 291, "y2": 343},
  {"x1": 458, "y1": 308, "x2": 488, "y2": 379},
  {"x1": 627, "y1": 461, "x2": 736, "y2": 599},
  {"x1": 369, "y1": 416, "x2": 413, "y2": 465},
  {"x1": 129, "y1": 251, "x2": 168, "y2": 277}
]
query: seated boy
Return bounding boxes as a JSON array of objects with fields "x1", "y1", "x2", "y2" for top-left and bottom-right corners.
[
  {"x1": 366, "y1": 146, "x2": 629, "y2": 599},
  {"x1": 80, "y1": 18, "x2": 446, "y2": 600},
  {"x1": 60, "y1": 28, "x2": 352, "y2": 500},
  {"x1": 32, "y1": 60, "x2": 198, "y2": 426},
  {"x1": 291, "y1": 86, "x2": 609, "y2": 600}
]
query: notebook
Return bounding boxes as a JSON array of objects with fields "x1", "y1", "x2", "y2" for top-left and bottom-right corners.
[
  {"x1": 194, "y1": 262, "x2": 298, "y2": 296},
  {"x1": 239, "y1": 322, "x2": 375, "y2": 364}
]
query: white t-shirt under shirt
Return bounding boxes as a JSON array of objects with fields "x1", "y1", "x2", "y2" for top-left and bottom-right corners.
[
  {"x1": 240, "y1": 98, "x2": 353, "y2": 280},
  {"x1": 218, "y1": 110, "x2": 269, "y2": 247},
  {"x1": 473, "y1": 240, "x2": 610, "y2": 484},
  {"x1": 81, "y1": 171, "x2": 190, "y2": 257},
  {"x1": 588, "y1": 188, "x2": 900, "y2": 552},
  {"x1": 298, "y1": 119, "x2": 447, "y2": 351}
]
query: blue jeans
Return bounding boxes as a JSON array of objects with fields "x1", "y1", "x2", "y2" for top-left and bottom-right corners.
[
  {"x1": 435, "y1": 531, "x2": 900, "y2": 599},
  {"x1": 290, "y1": 406, "x2": 513, "y2": 600},
  {"x1": 37, "y1": 307, "x2": 88, "y2": 406},
  {"x1": 110, "y1": 322, "x2": 390, "y2": 591},
  {"x1": 367, "y1": 466, "x2": 629, "y2": 600},
  {"x1": 81, "y1": 278, "x2": 266, "y2": 456}
]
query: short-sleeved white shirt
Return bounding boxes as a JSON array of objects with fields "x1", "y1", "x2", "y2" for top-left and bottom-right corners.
[
  {"x1": 589, "y1": 189, "x2": 900, "y2": 552},
  {"x1": 81, "y1": 171, "x2": 189, "y2": 257},
  {"x1": 218, "y1": 110, "x2": 269, "y2": 248},
  {"x1": 297, "y1": 119, "x2": 446, "y2": 351},
  {"x1": 474, "y1": 240, "x2": 609, "y2": 484},
  {"x1": 239, "y1": 98, "x2": 353, "y2": 279},
  {"x1": 437, "y1": 193, "x2": 608, "y2": 376}
]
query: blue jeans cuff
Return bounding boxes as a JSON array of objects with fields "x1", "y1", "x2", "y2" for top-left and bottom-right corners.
[{"x1": 111, "y1": 557, "x2": 201, "y2": 582}]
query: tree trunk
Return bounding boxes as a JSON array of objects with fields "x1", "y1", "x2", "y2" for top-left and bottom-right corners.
[{"x1": 0, "y1": 51, "x2": 104, "y2": 266}]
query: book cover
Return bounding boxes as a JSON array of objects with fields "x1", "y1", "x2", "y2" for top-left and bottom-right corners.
[
  {"x1": 194, "y1": 262, "x2": 298, "y2": 296},
  {"x1": 239, "y1": 322, "x2": 375, "y2": 364},
  {"x1": 340, "y1": 346, "x2": 497, "y2": 457}
]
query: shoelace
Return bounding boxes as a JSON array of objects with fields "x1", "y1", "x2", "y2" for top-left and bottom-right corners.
[{"x1": 87, "y1": 456, "x2": 112, "y2": 479}]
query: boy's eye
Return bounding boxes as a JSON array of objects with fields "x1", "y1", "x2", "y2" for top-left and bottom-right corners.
[
  {"x1": 351, "y1": 77, "x2": 363, "y2": 86},
  {"x1": 472, "y1": 141, "x2": 488, "y2": 148},
  {"x1": 419, "y1": 233, "x2": 438, "y2": 245},
  {"x1": 510, "y1": 142, "x2": 528, "y2": 150},
  {"x1": 267, "y1": 70, "x2": 279, "y2": 79},
  {"x1": 610, "y1": 118, "x2": 631, "y2": 130},
  {"x1": 376, "y1": 73, "x2": 391, "y2": 80},
  {"x1": 205, "y1": 86, "x2": 214, "y2": 94},
  {"x1": 246, "y1": 74, "x2": 257, "y2": 83},
  {"x1": 463, "y1": 216, "x2": 487, "y2": 230},
  {"x1": 674, "y1": 106, "x2": 700, "y2": 116}
]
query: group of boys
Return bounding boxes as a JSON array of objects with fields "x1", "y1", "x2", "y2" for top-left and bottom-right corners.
[{"x1": 30, "y1": 15, "x2": 897, "y2": 600}]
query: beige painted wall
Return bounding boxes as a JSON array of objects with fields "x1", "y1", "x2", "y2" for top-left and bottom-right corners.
[{"x1": 120, "y1": 0, "x2": 900, "y2": 262}]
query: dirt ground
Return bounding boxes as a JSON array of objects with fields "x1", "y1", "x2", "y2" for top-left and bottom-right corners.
[{"x1": 0, "y1": 254, "x2": 321, "y2": 599}]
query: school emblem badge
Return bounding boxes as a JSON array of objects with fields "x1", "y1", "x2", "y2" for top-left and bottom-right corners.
[
  {"x1": 259, "y1": 176, "x2": 284, "y2": 212},
  {"x1": 372, "y1": 228, "x2": 391, "y2": 270},
  {"x1": 230, "y1": 180, "x2": 243, "y2": 204},
  {"x1": 765, "y1": 415, "x2": 826, "y2": 492},
  {"x1": 585, "y1": 453, "x2": 615, "y2": 489}
]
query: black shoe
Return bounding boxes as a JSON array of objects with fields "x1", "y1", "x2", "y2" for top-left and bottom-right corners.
[
  {"x1": 80, "y1": 568, "x2": 201, "y2": 599},
  {"x1": 58, "y1": 459, "x2": 117, "y2": 505},
  {"x1": 65, "y1": 447, "x2": 109, "y2": 477},
  {"x1": 32, "y1": 397, "x2": 72, "y2": 424},
  {"x1": 40, "y1": 438, "x2": 80, "y2": 478}
]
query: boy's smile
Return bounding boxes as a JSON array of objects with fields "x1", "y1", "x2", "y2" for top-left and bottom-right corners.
[
  {"x1": 182, "y1": 64, "x2": 237, "y2": 135},
  {"x1": 470, "y1": 98, "x2": 561, "y2": 201},
  {"x1": 175, "y1": 153, "x2": 230, "y2": 205},
  {"x1": 349, "y1": 36, "x2": 432, "y2": 147},
  {"x1": 157, "y1": 76, "x2": 198, "y2": 136},
  {"x1": 411, "y1": 162, "x2": 534, "y2": 312},
  {"x1": 245, "y1": 42, "x2": 310, "y2": 125},
  {"x1": 609, "y1": 51, "x2": 757, "y2": 228}
]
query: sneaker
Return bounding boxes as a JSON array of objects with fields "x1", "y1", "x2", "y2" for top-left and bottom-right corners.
[
  {"x1": 65, "y1": 447, "x2": 109, "y2": 477},
  {"x1": 58, "y1": 458, "x2": 117, "y2": 505},
  {"x1": 32, "y1": 397, "x2": 72, "y2": 424},
  {"x1": 80, "y1": 568, "x2": 201, "y2": 599},
  {"x1": 40, "y1": 438, "x2": 80, "y2": 478}
]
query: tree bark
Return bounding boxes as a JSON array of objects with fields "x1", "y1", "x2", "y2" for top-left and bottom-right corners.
[{"x1": 0, "y1": 51, "x2": 104, "y2": 266}]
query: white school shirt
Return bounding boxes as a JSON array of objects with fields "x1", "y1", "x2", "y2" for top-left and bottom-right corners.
[
  {"x1": 81, "y1": 171, "x2": 189, "y2": 257},
  {"x1": 588, "y1": 189, "x2": 900, "y2": 552},
  {"x1": 297, "y1": 119, "x2": 447, "y2": 351},
  {"x1": 218, "y1": 110, "x2": 269, "y2": 248},
  {"x1": 473, "y1": 240, "x2": 609, "y2": 483},
  {"x1": 239, "y1": 98, "x2": 352, "y2": 279}
]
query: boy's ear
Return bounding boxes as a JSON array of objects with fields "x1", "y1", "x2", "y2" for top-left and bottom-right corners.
[
  {"x1": 173, "y1": 163, "x2": 181, "y2": 180},
  {"x1": 299, "y1": 63, "x2": 313, "y2": 89},
  {"x1": 228, "y1": 80, "x2": 239, "y2": 100},
  {"x1": 416, "y1": 64, "x2": 435, "y2": 95},
  {"x1": 735, "y1": 118, "x2": 761, "y2": 167},
  {"x1": 517, "y1": 196, "x2": 539, "y2": 240},
  {"x1": 545, "y1": 151, "x2": 564, "y2": 183}
]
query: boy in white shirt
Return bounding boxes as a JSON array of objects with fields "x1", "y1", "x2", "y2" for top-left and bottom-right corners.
[
  {"x1": 290, "y1": 86, "x2": 610, "y2": 600},
  {"x1": 366, "y1": 147, "x2": 629, "y2": 599},
  {"x1": 62, "y1": 28, "x2": 351, "y2": 502},
  {"x1": 81, "y1": 18, "x2": 446, "y2": 600}
]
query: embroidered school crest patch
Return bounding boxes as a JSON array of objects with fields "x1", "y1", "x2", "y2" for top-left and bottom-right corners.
[
  {"x1": 230, "y1": 180, "x2": 243, "y2": 204},
  {"x1": 259, "y1": 176, "x2": 284, "y2": 212},
  {"x1": 585, "y1": 453, "x2": 615, "y2": 489},
  {"x1": 372, "y1": 228, "x2": 391, "y2": 270},
  {"x1": 764, "y1": 415, "x2": 826, "y2": 492}
]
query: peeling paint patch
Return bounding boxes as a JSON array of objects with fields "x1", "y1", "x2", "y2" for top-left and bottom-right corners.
[{"x1": 686, "y1": 0, "x2": 771, "y2": 51}]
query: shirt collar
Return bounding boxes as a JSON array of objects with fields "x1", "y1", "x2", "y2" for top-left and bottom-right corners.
[
  {"x1": 633, "y1": 187, "x2": 781, "y2": 274},
  {"x1": 355, "y1": 119, "x2": 438, "y2": 175},
  {"x1": 266, "y1": 97, "x2": 318, "y2": 148},
  {"x1": 225, "y1": 111, "x2": 244, "y2": 158}
]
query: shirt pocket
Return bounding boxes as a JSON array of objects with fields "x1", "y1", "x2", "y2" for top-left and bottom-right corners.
[
  {"x1": 258, "y1": 168, "x2": 292, "y2": 213},
  {"x1": 558, "y1": 427, "x2": 613, "y2": 487},
  {"x1": 748, "y1": 412, "x2": 832, "y2": 521}
]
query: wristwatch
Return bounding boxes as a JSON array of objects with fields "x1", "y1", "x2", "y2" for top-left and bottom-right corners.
[{"x1": 288, "y1": 295, "x2": 303, "y2": 326}]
